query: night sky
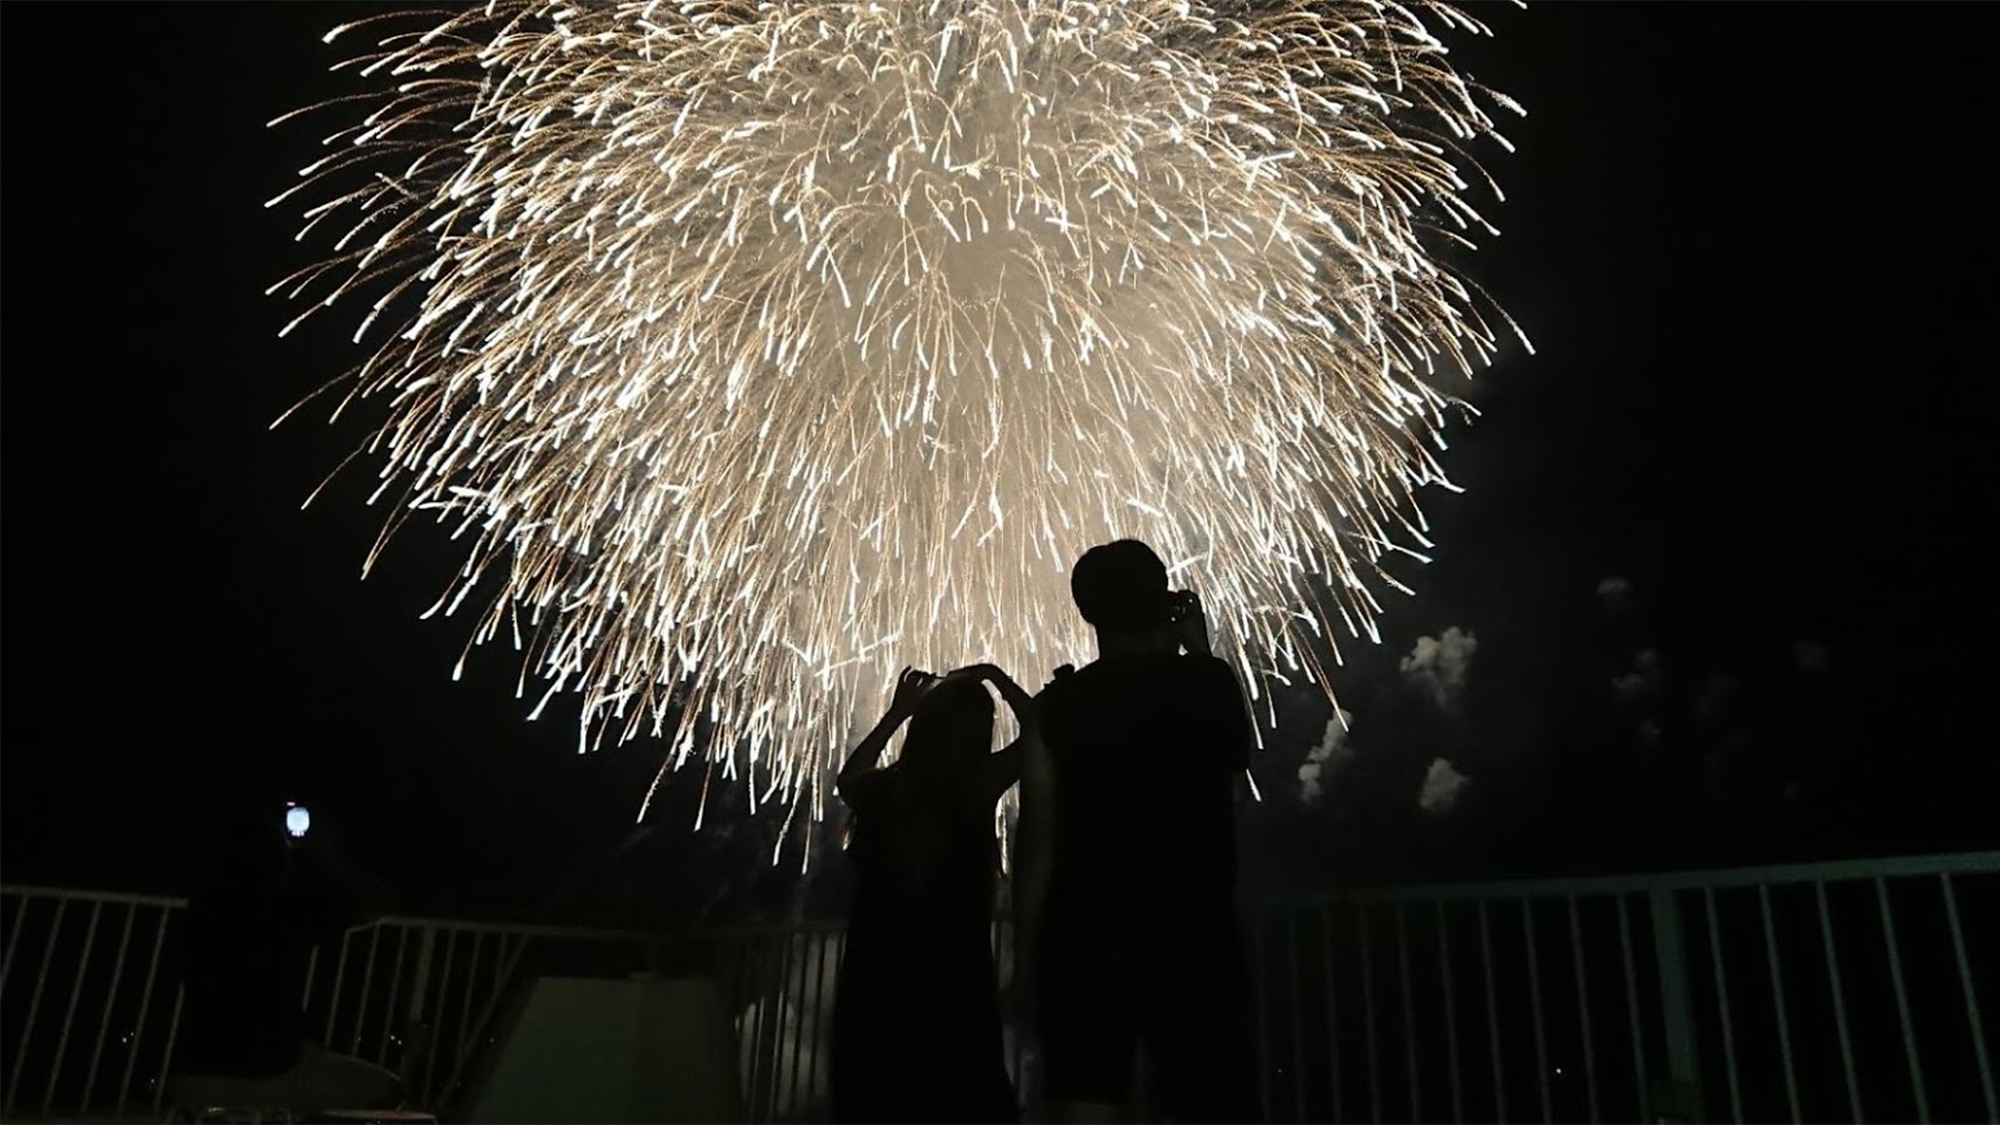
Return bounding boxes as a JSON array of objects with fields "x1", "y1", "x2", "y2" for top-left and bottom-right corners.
[{"x1": 3, "y1": 3, "x2": 1991, "y2": 924}]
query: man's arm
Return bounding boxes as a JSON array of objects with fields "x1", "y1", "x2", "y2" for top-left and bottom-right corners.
[{"x1": 1202, "y1": 654, "x2": 1259, "y2": 801}]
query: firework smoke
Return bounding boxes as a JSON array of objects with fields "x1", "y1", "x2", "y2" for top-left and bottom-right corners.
[{"x1": 271, "y1": 0, "x2": 1523, "y2": 840}]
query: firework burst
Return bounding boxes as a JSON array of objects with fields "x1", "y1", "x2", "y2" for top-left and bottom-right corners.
[{"x1": 271, "y1": 0, "x2": 1524, "y2": 843}]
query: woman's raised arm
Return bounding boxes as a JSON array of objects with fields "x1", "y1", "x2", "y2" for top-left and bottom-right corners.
[{"x1": 835, "y1": 666, "x2": 937, "y2": 805}]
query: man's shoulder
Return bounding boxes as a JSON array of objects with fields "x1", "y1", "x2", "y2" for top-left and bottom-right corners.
[
  {"x1": 1033, "y1": 663, "x2": 1081, "y2": 700},
  {"x1": 1038, "y1": 653, "x2": 1236, "y2": 705}
]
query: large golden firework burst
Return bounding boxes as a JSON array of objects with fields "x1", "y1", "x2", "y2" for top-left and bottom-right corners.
[{"x1": 272, "y1": 0, "x2": 1524, "y2": 845}]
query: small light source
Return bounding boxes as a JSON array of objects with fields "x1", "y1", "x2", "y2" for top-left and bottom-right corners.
[{"x1": 285, "y1": 804, "x2": 311, "y2": 839}]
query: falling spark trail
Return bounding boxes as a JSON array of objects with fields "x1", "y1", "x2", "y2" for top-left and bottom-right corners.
[{"x1": 272, "y1": 0, "x2": 1524, "y2": 847}]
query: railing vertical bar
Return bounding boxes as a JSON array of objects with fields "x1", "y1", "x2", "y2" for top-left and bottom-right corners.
[
  {"x1": 1703, "y1": 887, "x2": 1743, "y2": 1124},
  {"x1": 484, "y1": 934, "x2": 518, "y2": 1054},
  {"x1": 1877, "y1": 876, "x2": 1929, "y2": 1123},
  {"x1": 741, "y1": 934, "x2": 765, "y2": 1123},
  {"x1": 747, "y1": 931, "x2": 778, "y2": 1123},
  {"x1": 1399, "y1": 903, "x2": 1422, "y2": 1123},
  {"x1": 799, "y1": 930, "x2": 819, "y2": 1116},
  {"x1": 1759, "y1": 885, "x2": 1802, "y2": 1124},
  {"x1": 1288, "y1": 908, "x2": 1307, "y2": 1125},
  {"x1": 804, "y1": 924, "x2": 828, "y2": 1104},
  {"x1": 1524, "y1": 898, "x2": 1552, "y2": 1125},
  {"x1": 1480, "y1": 898, "x2": 1507, "y2": 1125},
  {"x1": 0, "y1": 893, "x2": 31, "y2": 991},
  {"x1": 43, "y1": 900, "x2": 105, "y2": 1115},
  {"x1": 1941, "y1": 873, "x2": 1998, "y2": 1124},
  {"x1": 1568, "y1": 895, "x2": 1600, "y2": 1123},
  {"x1": 790, "y1": 927, "x2": 816, "y2": 1119},
  {"x1": 802, "y1": 930, "x2": 828, "y2": 1115},
  {"x1": 1255, "y1": 910, "x2": 1273, "y2": 1125},
  {"x1": 324, "y1": 929, "x2": 356, "y2": 1045},
  {"x1": 6, "y1": 898, "x2": 67, "y2": 1116},
  {"x1": 456, "y1": 931, "x2": 485, "y2": 1062},
  {"x1": 1616, "y1": 893, "x2": 1648, "y2": 1122},
  {"x1": 1360, "y1": 902, "x2": 1382, "y2": 1124},
  {"x1": 302, "y1": 945, "x2": 321, "y2": 1007},
  {"x1": 781, "y1": 929, "x2": 804, "y2": 1120},
  {"x1": 150, "y1": 986, "x2": 184, "y2": 1110},
  {"x1": 1006, "y1": 922, "x2": 1025, "y2": 1101},
  {"x1": 82, "y1": 902, "x2": 139, "y2": 1110},
  {"x1": 422, "y1": 928, "x2": 460, "y2": 1105},
  {"x1": 1816, "y1": 881, "x2": 1863, "y2": 1122},
  {"x1": 761, "y1": 929, "x2": 791, "y2": 1121},
  {"x1": 1320, "y1": 902, "x2": 1345, "y2": 1125},
  {"x1": 1650, "y1": 886, "x2": 1702, "y2": 1119},
  {"x1": 770, "y1": 929, "x2": 793, "y2": 1121},
  {"x1": 402, "y1": 926, "x2": 436, "y2": 1095},
  {"x1": 730, "y1": 932, "x2": 755, "y2": 1106},
  {"x1": 828, "y1": 932, "x2": 847, "y2": 1112},
  {"x1": 381, "y1": 925, "x2": 412, "y2": 1067},
  {"x1": 1438, "y1": 900, "x2": 1463, "y2": 1124},
  {"x1": 114, "y1": 905, "x2": 171, "y2": 1116},
  {"x1": 406, "y1": 925, "x2": 437, "y2": 1027},
  {"x1": 352, "y1": 925, "x2": 384, "y2": 1055}
]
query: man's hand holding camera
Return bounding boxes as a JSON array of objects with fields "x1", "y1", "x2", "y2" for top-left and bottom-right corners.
[{"x1": 1168, "y1": 588, "x2": 1210, "y2": 656}]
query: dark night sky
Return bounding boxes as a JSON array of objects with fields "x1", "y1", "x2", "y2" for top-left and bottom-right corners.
[{"x1": 2, "y1": 3, "x2": 1991, "y2": 923}]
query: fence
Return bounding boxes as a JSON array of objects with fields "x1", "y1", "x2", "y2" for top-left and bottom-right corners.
[
  {"x1": 4, "y1": 850, "x2": 1996, "y2": 1123},
  {"x1": 1247, "y1": 851, "x2": 1999, "y2": 1124}
]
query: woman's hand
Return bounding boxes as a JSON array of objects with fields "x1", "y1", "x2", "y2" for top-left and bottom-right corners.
[
  {"x1": 950, "y1": 663, "x2": 1036, "y2": 725},
  {"x1": 889, "y1": 665, "x2": 938, "y2": 718}
]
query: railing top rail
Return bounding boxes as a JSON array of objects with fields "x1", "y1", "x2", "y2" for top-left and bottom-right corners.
[
  {"x1": 365, "y1": 915, "x2": 660, "y2": 943},
  {"x1": 0, "y1": 884, "x2": 842, "y2": 944},
  {"x1": 0, "y1": 884, "x2": 187, "y2": 909},
  {"x1": 12, "y1": 850, "x2": 1999, "y2": 937},
  {"x1": 1258, "y1": 849, "x2": 2000, "y2": 907},
  {"x1": 656, "y1": 916, "x2": 852, "y2": 940}
]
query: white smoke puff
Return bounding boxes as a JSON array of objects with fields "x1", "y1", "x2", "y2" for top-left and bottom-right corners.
[
  {"x1": 1297, "y1": 708, "x2": 1356, "y2": 804},
  {"x1": 1611, "y1": 647, "x2": 1660, "y2": 703},
  {"x1": 1595, "y1": 576, "x2": 1632, "y2": 610},
  {"x1": 1399, "y1": 627, "x2": 1478, "y2": 710},
  {"x1": 1417, "y1": 757, "x2": 1470, "y2": 814}
]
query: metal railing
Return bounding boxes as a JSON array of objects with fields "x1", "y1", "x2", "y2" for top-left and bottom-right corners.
[
  {"x1": 1247, "y1": 851, "x2": 1999, "y2": 1124},
  {"x1": 4, "y1": 851, "x2": 1995, "y2": 1123}
]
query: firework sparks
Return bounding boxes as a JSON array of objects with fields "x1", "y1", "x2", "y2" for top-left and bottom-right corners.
[{"x1": 271, "y1": 0, "x2": 1524, "y2": 840}]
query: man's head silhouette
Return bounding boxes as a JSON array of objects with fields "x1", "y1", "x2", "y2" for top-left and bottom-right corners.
[{"x1": 1070, "y1": 539, "x2": 1170, "y2": 634}]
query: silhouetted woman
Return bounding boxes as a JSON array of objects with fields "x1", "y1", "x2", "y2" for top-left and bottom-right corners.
[{"x1": 830, "y1": 664, "x2": 1033, "y2": 1124}]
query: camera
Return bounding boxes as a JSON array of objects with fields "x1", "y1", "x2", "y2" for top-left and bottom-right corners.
[{"x1": 1165, "y1": 589, "x2": 1199, "y2": 625}]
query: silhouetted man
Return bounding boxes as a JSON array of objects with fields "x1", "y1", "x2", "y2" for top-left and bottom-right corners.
[
  {"x1": 1015, "y1": 539, "x2": 1258, "y2": 1122},
  {"x1": 173, "y1": 805, "x2": 403, "y2": 1112}
]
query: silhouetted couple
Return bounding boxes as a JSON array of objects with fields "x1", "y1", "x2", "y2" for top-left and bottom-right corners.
[{"x1": 832, "y1": 540, "x2": 1259, "y2": 1124}]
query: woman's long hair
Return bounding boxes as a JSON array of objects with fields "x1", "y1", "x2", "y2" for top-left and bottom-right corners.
[
  {"x1": 880, "y1": 678, "x2": 995, "y2": 894},
  {"x1": 897, "y1": 677, "x2": 995, "y2": 790}
]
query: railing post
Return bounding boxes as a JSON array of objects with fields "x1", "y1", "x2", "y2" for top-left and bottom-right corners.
[
  {"x1": 1648, "y1": 888, "x2": 1703, "y2": 1124},
  {"x1": 401, "y1": 926, "x2": 437, "y2": 1091}
]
